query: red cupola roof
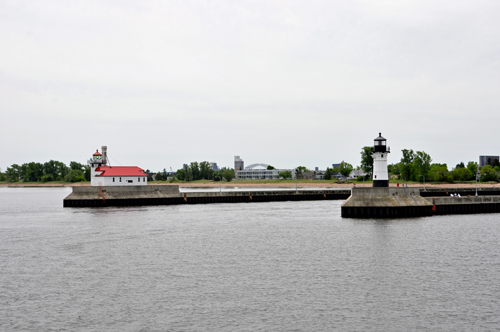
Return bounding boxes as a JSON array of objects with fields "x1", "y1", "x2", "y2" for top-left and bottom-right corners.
[{"x1": 93, "y1": 150, "x2": 102, "y2": 156}]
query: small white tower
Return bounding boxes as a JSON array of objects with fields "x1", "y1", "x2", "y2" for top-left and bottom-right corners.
[
  {"x1": 89, "y1": 149, "x2": 105, "y2": 186},
  {"x1": 372, "y1": 133, "x2": 390, "y2": 187}
]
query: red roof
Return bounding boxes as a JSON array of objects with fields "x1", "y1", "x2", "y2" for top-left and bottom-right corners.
[
  {"x1": 93, "y1": 150, "x2": 102, "y2": 156},
  {"x1": 95, "y1": 166, "x2": 147, "y2": 177}
]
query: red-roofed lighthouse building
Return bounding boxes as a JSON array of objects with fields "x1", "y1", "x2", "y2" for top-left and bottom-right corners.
[{"x1": 88, "y1": 146, "x2": 147, "y2": 186}]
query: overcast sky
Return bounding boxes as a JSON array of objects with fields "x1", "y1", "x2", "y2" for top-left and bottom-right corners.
[{"x1": 1, "y1": 0, "x2": 499, "y2": 172}]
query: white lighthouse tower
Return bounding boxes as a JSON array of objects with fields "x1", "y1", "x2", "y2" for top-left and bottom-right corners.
[
  {"x1": 372, "y1": 133, "x2": 390, "y2": 187},
  {"x1": 89, "y1": 147, "x2": 107, "y2": 186}
]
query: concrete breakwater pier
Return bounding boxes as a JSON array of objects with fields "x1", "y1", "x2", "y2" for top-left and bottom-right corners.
[
  {"x1": 63, "y1": 185, "x2": 350, "y2": 207},
  {"x1": 425, "y1": 195, "x2": 500, "y2": 215},
  {"x1": 341, "y1": 187, "x2": 500, "y2": 218},
  {"x1": 341, "y1": 187, "x2": 434, "y2": 218},
  {"x1": 63, "y1": 185, "x2": 500, "y2": 217}
]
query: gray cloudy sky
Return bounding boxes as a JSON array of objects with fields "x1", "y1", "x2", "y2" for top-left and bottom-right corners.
[{"x1": 1, "y1": 0, "x2": 499, "y2": 172}]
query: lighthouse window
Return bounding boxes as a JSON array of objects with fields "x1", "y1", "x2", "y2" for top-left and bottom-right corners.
[
  {"x1": 138, "y1": 177, "x2": 140, "y2": 182},
  {"x1": 381, "y1": 154, "x2": 383, "y2": 158},
  {"x1": 119, "y1": 177, "x2": 122, "y2": 182},
  {"x1": 113, "y1": 177, "x2": 115, "y2": 182},
  {"x1": 143, "y1": 178, "x2": 145, "y2": 182},
  {"x1": 375, "y1": 175, "x2": 377, "y2": 178},
  {"x1": 382, "y1": 141, "x2": 386, "y2": 145}
]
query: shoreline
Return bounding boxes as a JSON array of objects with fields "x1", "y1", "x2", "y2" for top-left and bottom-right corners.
[{"x1": 2, "y1": 182, "x2": 500, "y2": 189}]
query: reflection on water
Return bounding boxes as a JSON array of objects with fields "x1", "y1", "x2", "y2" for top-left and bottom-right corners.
[{"x1": 1, "y1": 188, "x2": 499, "y2": 331}]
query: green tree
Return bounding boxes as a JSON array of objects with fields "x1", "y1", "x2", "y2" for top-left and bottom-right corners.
[
  {"x1": 199, "y1": 161, "x2": 215, "y2": 180},
  {"x1": 154, "y1": 172, "x2": 166, "y2": 181},
  {"x1": 190, "y1": 162, "x2": 200, "y2": 180},
  {"x1": 213, "y1": 170, "x2": 223, "y2": 181},
  {"x1": 21, "y1": 162, "x2": 44, "y2": 182},
  {"x1": 51, "y1": 161, "x2": 69, "y2": 181},
  {"x1": 267, "y1": 165, "x2": 275, "y2": 170},
  {"x1": 333, "y1": 162, "x2": 353, "y2": 178},
  {"x1": 429, "y1": 163, "x2": 449, "y2": 182},
  {"x1": 83, "y1": 165, "x2": 91, "y2": 181},
  {"x1": 221, "y1": 167, "x2": 235, "y2": 182},
  {"x1": 323, "y1": 167, "x2": 333, "y2": 180},
  {"x1": 360, "y1": 146, "x2": 374, "y2": 174},
  {"x1": 176, "y1": 168, "x2": 188, "y2": 181},
  {"x1": 68, "y1": 161, "x2": 89, "y2": 182},
  {"x1": 279, "y1": 170, "x2": 292, "y2": 179},
  {"x1": 64, "y1": 169, "x2": 85, "y2": 182},
  {"x1": 41, "y1": 174, "x2": 54, "y2": 182},
  {"x1": 412, "y1": 151, "x2": 432, "y2": 181},
  {"x1": 43, "y1": 160, "x2": 59, "y2": 181},
  {"x1": 294, "y1": 166, "x2": 309, "y2": 179},
  {"x1": 6, "y1": 164, "x2": 21, "y2": 182},
  {"x1": 70, "y1": 161, "x2": 85, "y2": 171},
  {"x1": 451, "y1": 167, "x2": 472, "y2": 181},
  {"x1": 399, "y1": 149, "x2": 414, "y2": 181},
  {"x1": 342, "y1": 162, "x2": 354, "y2": 178},
  {"x1": 481, "y1": 165, "x2": 499, "y2": 182},
  {"x1": 387, "y1": 163, "x2": 400, "y2": 177},
  {"x1": 59, "y1": 162, "x2": 69, "y2": 180},
  {"x1": 467, "y1": 161, "x2": 479, "y2": 177}
]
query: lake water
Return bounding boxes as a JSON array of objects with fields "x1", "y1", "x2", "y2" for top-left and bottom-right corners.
[{"x1": 1, "y1": 187, "x2": 500, "y2": 331}]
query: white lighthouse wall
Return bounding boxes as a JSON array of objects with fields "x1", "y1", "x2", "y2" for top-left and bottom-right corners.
[
  {"x1": 90, "y1": 166, "x2": 104, "y2": 186},
  {"x1": 372, "y1": 152, "x2": 389, "y2": 181},
  {"x1": 92, "y1": 176, "x2": 147, "y2": 186}
]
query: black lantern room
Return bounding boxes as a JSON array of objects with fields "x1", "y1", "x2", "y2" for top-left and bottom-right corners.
[{"x1": 373, "y1": 133, "x2": 388, "y2": 153}]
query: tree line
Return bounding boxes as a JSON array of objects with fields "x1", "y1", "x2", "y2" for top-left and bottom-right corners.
[
  {"x1": 3, "y1": 152, "x2": 499, "y2": 184},
  {"x1": 2, "y1": 160, "x2": 90, "y2": 183},
  {"x1": 155, "y1": 161, "x2": 237, "y2": 182},
  {"x1": 360, "y1": 146, "x2": 500, "y2": 182}
]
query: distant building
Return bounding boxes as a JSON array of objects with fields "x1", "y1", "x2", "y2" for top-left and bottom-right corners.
[
  {"x1": 235, "y1": 162, "x2": 296, "y2": 180},
  {"x1": 234, "y1": 156, "x2": 244, "y2": 171},
  {"x1": 479, "y1": 156, "x2": 499, "y2": 167},
  {"x1": 301, "y1": 171, "x2": 316, "y2": 180},
  {"x1": 333, "y1": 172, "x2": 344, "y2": 179},
  {"x1": 237, "y1": 169, "x2": 280, "y2": 180},
  {"x1": 211, "y1": 162, "x2": 220, "y2": 171},
  {"x1": 348, "y1": 169, "x2": 367, "y2": 180},
  {"x1": 236, "y1": 167, "x2": 296, "y2": 180}
]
